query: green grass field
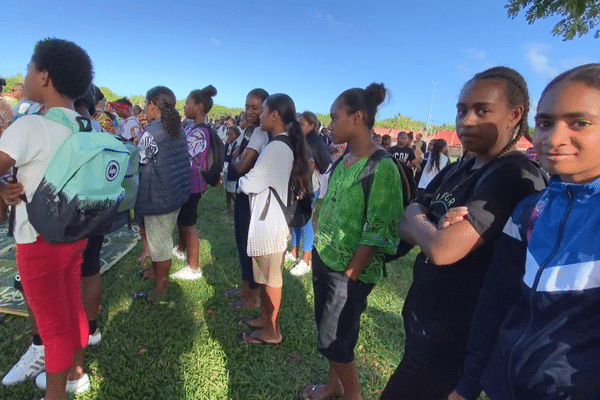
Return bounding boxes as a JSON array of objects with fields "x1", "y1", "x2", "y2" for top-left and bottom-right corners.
[{"x1": 0, "y1": 186, "x2": 487, "y2": 400}]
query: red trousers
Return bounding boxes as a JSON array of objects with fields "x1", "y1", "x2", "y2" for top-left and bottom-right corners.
[{"x1": 17, "y1": 236, "x2": 89, "y2": 373}]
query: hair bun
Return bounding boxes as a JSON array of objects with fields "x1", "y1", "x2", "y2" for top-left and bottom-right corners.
[
  {"x1": 201, "y1": 84, "x2": 217, "y2": 98},
  {"x1": 365, "y1": 82, "x2": 387, "y2": 107}
]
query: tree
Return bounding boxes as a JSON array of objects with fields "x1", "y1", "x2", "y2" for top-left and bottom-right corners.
[{"x1": 507, "y1": 0, "x2": 600, "y2": 40}]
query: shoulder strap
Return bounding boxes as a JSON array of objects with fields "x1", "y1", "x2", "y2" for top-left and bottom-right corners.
[
  {"x1": 359, "y1": 149, "x2": 390, "y2": 220},
  {"x1": 44, "y1": 108, "x2": 93, "y2": 133},
  {"x1": 272, "y1": 134, "x2": 292, "y2": 149}
]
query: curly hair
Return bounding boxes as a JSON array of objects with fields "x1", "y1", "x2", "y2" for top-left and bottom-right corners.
[
  {"x1": 265, "y1": 93, "x2": 312, "y2": 196},
  {"x1": 146, "y1": 86, "x2": 182, "y2": 139},
  {"x1": 31, "y1": 38, "x2": 94, "y2": 100},
  {"x1": 469, "y1": 66, "x2": 530, "y2": 158}
]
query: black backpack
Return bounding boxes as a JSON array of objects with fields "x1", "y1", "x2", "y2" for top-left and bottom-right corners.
[
  {"x1": 258, "y1": 135, "x2": 313, "y2": 228},
  {"x1": 329, "y1": 149, "x2": 411, "y2": 262},
  {"x1": 196, "y1": 123, "x2": 225, "y2": 187}
]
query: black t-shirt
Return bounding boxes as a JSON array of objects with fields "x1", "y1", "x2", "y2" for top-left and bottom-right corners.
[
  {"x1": 402, "y1": 152, "x2": 547, "y2": 362},
  {"x1": 389, "y1": 145, "x2": 415, "y2": 165}
]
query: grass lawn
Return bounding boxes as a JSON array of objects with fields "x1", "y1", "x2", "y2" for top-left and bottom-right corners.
[{"x1": 0, "y1": 186, "x2": 487, "y2": 400}]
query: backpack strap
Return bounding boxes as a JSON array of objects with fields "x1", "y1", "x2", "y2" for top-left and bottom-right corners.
[
  {"x1": 258, "y1": 134, "x2": 293, "y2": 222},
  {"x1": 359, "y1": 149, "x2": 389, "y2": 221},
  {"x1": 44, "y1": 108, "x2": 93, "y2": 133}
]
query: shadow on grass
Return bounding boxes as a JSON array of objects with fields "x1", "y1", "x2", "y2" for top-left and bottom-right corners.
[{"x1": 94, "y1": 281, "x2": 195, "y2": 400}]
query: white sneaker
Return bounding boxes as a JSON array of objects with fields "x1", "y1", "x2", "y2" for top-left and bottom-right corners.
[
  {"x1": 290, "y1": 259, "x2": 312, "y2": 276},
  {"x1": 2, "y1": 343, "x2": 45, "y2": 386},
  {"x1": 284, "y1": 251, "x2": 297, "y2": 263},
  {"x1": 88, "y1": 329, "x2": 102, "y2": 346},
  {"x1": 170, "y1": 266, "x2": 203, "y2": 280},
  {"x1": 172, "y1": 246, "x2": 186, "y2": 260},
  {"x1": 36, "y1": 372, "x2": 89, "y2": 393}
]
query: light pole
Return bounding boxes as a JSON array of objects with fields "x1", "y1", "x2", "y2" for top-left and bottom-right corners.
[{"x1": 425, "y1": 81, "x2": 438, "y2": 133}]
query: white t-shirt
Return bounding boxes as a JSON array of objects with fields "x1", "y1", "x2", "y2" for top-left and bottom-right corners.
[
  {"x1": 418, "y1": 153, "x2": 449, "y2": 189},
  {"x1": 239, "y1": 134, "x2": 293, "y2": 256},
  {"x1": 246, "y1": 127, "x2": 270, "y2": 154},
  {"x1": 117, "y1": 116, "x2": 141, "y2": 141},
  {"x1": 0, "y1": 108, "x2": 75, "y2": 243}
]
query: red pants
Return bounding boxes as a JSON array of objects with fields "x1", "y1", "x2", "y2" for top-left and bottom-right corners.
[{"x1": 17, "y1": 236, "x2": 89, "y2": 373}]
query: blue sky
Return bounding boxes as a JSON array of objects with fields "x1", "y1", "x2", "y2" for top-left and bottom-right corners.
[{"x1": 2, "y1": 0, "x2": 596, "y2": 125}]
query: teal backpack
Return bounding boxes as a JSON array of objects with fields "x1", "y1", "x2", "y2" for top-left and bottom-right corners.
[{"x1": 26, "y1": 108, "x2": 131, "y2": 243}]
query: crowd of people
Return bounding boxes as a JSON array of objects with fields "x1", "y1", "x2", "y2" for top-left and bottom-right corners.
[{"x1": 0, "y1": 37, "x2": 599, "y2": 400}]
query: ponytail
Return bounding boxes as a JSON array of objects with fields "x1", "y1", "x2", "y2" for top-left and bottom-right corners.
[
  {"x1": 265, "y1": 93, "x2": 311, "y2": 196},
  {"x1": 146, "y1": 86, "x2": 182, "y2": 139}
]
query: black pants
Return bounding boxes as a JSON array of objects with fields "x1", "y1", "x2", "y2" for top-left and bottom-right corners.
[{"x1": 234, "y1": 192, "x2": 258, "y2": 289}]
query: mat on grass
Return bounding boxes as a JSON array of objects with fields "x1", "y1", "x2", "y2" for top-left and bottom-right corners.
[{"x1": 0, "y1": 226, "x2": 139, "y2": 317}]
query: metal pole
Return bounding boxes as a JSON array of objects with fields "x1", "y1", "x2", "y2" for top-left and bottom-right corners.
[{"x1": 426, "y1": 81, "x2": 438, "y2": 132}]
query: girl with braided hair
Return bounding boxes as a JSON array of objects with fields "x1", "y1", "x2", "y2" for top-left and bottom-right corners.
[
  {"x1": 380, "y1": 67, "x2": 548, "y2": 399},
  {"x1": 450, "y1": 63, "x2": 600, "y2": 400},
  {"x1": 132, "y1": 86, "x2": 190, "y2": 301}
]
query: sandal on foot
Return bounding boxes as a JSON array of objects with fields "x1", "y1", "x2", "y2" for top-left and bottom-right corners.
[
  {"x1": 299, "y1": 383, "x2": 339, "y2": 400},
  {"x1": 236, "y1": 317, "x2": 264, "y2": 329},
  {"x1": 135, "y1": 269, "x2": 153, "y2": 279},
  {"x1": 229, "y1": 299, "x2": 258, "y2": 310},
  {"x1": 130, "y1": 290, "x2": 165, "y2": 302},
  {"x1": 239, "y1": 331, "x2": 281, "y2": 346},
  {"x1": 223, "y1": 288, "x2": 243, "y2": 298}
]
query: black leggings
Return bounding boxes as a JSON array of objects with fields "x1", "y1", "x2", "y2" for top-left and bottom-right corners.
[{"x1": 234, "y1": 192, "x2": 258, "y2": 289}]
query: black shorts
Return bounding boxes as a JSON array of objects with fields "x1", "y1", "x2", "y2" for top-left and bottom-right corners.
[
  {"x1": 177, "y1": 193, "x2": 202, "y2": 227},
  {"x1": 312, "y1": 249, "x2": 374, "y2": 364},
  {"x1": 14, "y1": 235, "x2": 104, "y2": 291}
]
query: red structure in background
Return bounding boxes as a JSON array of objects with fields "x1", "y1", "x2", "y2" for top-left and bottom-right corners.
[{"x1": 373, "y1": 128, "x2": 532, "y2": 152}]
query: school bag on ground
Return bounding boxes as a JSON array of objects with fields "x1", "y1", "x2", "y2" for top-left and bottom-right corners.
[
  {"x1": 196, "y1": 123, "x2": 225, "y2": 187},
  {"x1": 259, "y1": 135, "x2": 313, "y2": 228},
  {"x1": 26, "y1": 108, "x2": 131, "y2": 243}
]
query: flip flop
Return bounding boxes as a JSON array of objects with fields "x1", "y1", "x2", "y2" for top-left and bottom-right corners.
[
  {"x1": 135, "y1": 269, "x2": 153, "y2": 279},
  {"x1": 299, "y1": 383, "x2": 329, "y2": 400},
  {"x1": 236, "y1": 317, "x2": 264, "y2": 329},
  {"x1": 229, "y1": 299, "x2": 258, "y2": 310},
  {"x1": 130, "y1": 289, "x2": 165, "y2": 302},
  {"x1": 223, "y1": 288, "x2": 243, "y2": 298},
  {"x1": 239, "y1": 331, "x2": 281, "y2": 346}
]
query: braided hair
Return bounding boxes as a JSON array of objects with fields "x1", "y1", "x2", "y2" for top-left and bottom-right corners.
[
  {"x1": 146, "y1": 86, "x2": 182, "y2": 139},
  {"x1": 468, "y1": 66, "x2": 530, "y2": 158}
]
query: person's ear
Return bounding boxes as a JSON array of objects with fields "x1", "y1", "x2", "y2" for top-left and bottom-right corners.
[
  {"x1": 509, "y1": 105, "x2": 524, "y2": 128},
  {"x1": 354, "y1": 110, "x2": 365, "y2": 125}
]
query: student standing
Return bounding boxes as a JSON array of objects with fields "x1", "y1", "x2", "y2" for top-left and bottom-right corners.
[
  {"x1": 301, "y1": 83, "x2": 403, "y2": 400},
  {"x1": 170, "y1": 86, "x2": 215, "y2": 280},
  {"x1": 224, "y1": 89, "x2": 270, "y2": 310},
  {"x1": 238, "y1": 93, "x2": 311, "y2": 345},
  {"x1": 380, "y1": 67, "x2": 548, "y2": 400},
  {"x1": 132, "y1": 86, "x2": 190, "y2": 300},
  {"x1": 0, "y1": 38, "x2": 94, "y2": 400},
  {"x1": 450, "y1": 63, "x2": 600, "y2": 400}
]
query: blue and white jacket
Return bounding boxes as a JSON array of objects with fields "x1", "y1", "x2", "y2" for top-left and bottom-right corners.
[{"x1": 456, "y1": 175, "x2": 600, "y2": 400}]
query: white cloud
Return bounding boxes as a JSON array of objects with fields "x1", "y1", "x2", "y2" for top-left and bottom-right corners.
[
  {"x1": 210, "y1": 37, "x2": 220, "y2": 47},
  {"x1": 524, "y1": 43, "x2": 558, "y2": 78},
  {"x1": 462, "y1": 48, "x2": 486, "y2": 62},
  {"x1": 308, "y1": 8, "x2": 345, "y2": 30}
]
